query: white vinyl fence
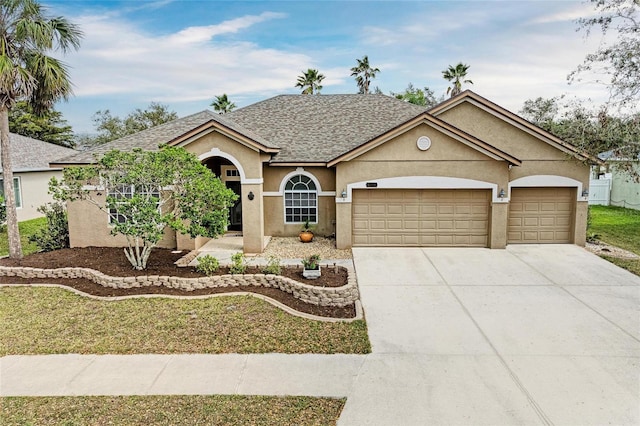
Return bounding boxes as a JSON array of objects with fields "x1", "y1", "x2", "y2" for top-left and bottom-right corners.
[{"x1": 589, "y1": 179, "x2": 611, "y2": 206}]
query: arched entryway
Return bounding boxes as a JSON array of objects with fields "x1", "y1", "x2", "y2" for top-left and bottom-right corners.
[{"x1": 202, "y1": 156, "x2": 242, "y2": 231}]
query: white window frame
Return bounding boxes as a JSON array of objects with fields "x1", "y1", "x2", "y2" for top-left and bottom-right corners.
[
  {"x1": 0, "y1": 177, "x2": 22, "y2": 209},
  {"x1": 108, "y1": 184, "x2": 161, "y2": 225},
  {"x1": 284, "y1": 174, "x2": 318, "y2": 224}
]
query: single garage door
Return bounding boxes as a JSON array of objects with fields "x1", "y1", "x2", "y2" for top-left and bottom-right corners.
[
  {"x1": 352, "y1": 189, "x2": 490, "y2": 247},
  {"x1": 508, "y1": 187, "x2": 575, "y2": 243}
]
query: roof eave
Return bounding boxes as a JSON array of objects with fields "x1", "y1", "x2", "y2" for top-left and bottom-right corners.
[
  {"x1": 327, "y1": 112, "x2": 522, "y2": 167},
  {"x1": 430, "y1": 90, "x2": 597, "y2": 164},
  {"x1": 168, "y1": 119, "x2": 280, "y2": 153}
]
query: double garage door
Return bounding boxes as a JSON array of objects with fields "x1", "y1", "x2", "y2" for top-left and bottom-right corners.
[
  {"x1": 353, "y1": 189, "x2": 491, "y2": 247},
  {"x1": 352, "y1": 187, "x2": 575, "y2": 247}
]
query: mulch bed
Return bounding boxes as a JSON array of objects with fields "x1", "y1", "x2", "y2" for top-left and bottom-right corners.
[{"x1": 0, "y1": 247, "x2": 355, "y2": 319}]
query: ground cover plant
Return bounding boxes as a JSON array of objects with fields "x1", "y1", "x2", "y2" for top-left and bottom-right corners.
[
  {"x1": 0, "y1": 217, "x2": 45, "y2": 257},
  {"x1": 0, "y1": 286, "x2": 370, "y2": 355},
  {"x1": 588, "y1": 205, "x2": 640, "y2": 276},
  {"x1": 1, "y1": 395, "x2": 345, "y2": 426}
]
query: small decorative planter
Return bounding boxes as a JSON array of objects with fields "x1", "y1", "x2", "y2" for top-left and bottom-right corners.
[
  {"x1": 302, "y1": 267, "x2": 321, "y2": 279},
  {"x1": 301, "y1": 254, "x2": 321, "y2": 279},
  {"x1": 299, "y1": 231, "x2": 314, "y2": 243},
  {"x1": 299, "y1": 219, "x2": 315, "y2": 243}
]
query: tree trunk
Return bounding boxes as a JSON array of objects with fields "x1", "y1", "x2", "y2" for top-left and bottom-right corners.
[{"x1": 0, "y1": 107, "x2": 23, "y2": 259}]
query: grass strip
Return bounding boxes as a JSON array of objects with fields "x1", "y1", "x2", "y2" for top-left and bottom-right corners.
[
  {"x1": 589, "y1": 205, "x2": 640, "y2": 277},
  {"x1": 0, "y1": 217, "x2": 46, "y2": 257},
  {"x1": 0, "y1": 287, "x2": 370, "y2": 355},
  {"x1": 600, "y1": 255, "x2": 640, "y2": 277},
  {"x1": 589, "y1": 205, "x2": 640, "y2": 254},
  {"x1": 1, "y1": 395, "x2": 345, "y2": 426}
]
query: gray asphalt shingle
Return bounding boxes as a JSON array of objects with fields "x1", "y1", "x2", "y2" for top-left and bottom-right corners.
[
  {"x1": 55, "y1": 94, "x2": 429, "y2": 165},
  {"x1": 227, "y1": 94, "x2": 428, "y2": 162},
  {"x1": 3, "y1": 133, "x2": 77, "y2": 172}
]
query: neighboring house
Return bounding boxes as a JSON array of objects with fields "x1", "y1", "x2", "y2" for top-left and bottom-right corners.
[
  {"x1": 52, "y1": 91, "x2": 597, "y2": 253},
  {"x1": 2, "y1": 133, "x2": 77, "y2": 222},
  {"x1": 592, "y1": 150, "x2": 640, "y2": 210}
]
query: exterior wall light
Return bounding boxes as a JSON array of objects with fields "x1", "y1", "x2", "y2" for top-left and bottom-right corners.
[
  {"x1": 247, "y1": 191, "x2": 254, "y2": 200},
  {"x1": 499, "y1": 189, "x2": 506, "y2": 198},
  {"x1": 341, "y1": 189, "x2": 347, "y2": 198},
  {"x1": 582, "y1": 189, "x2": 589, "y2": 197}
]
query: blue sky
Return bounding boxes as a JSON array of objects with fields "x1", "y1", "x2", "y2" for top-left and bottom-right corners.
[{"x1": 47, "y1": 0, "x2": 607, "y2": 134}]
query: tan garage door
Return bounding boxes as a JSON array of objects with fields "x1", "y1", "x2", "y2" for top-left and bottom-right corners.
[
  {"x1": 352, "y1": 189, "x2": 490, "y2": 247},
  {"x1": 508, "y1": 187, "x2": 575, "y2": 244}
]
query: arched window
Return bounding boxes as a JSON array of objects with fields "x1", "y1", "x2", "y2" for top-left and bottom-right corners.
[{"x1": 284, "y1": 174, "x2": 317, "y2": 223}]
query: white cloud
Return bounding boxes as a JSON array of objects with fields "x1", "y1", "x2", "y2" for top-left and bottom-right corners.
[
  {"x1": 166, "y1": 12, "x2": 286, "y2": 45},
  {"x1": 65, "y1": 11, "x2": 314, "y2": 103}
]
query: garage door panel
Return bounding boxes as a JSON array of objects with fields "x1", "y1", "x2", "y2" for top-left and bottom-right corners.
[
  {"x1": 353, "y1": 189, "x2": 490, "y2": 247},
  {"x1": 508, "y1": 187, "x2": 574, "y2": 244}
]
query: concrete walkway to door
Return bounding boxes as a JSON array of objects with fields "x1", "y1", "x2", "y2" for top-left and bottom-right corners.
[{"x1": 338, "y1": 245, "x2": 640, "y2": 425}]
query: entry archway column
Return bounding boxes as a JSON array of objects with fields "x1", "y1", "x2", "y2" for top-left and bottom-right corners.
[{"x1": 241, "y1": 182, "x2": 265, "y2": 254}]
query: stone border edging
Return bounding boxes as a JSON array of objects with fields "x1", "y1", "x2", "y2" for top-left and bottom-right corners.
[
  {"x1": 0, "y1": 264, "x2": 359, "y2": 308},
  {"x1": 0, "y1": 283, "x2": 363, "y2": 323}
]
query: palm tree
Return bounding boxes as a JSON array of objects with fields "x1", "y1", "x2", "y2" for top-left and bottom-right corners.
[
  {"x1": 350, "y1": 55, "x2": 380, "y2": 94},
  {"x1": 0, "y1": 0, "x2": 82, "y2": 259},
  {"x1": 210, "y1": 94, "x2": 236, "y2": 114},
  {"x1": 295, "y1": 69, "x2": 325, "y2": 95},
  {"x1": 442, "y1": 63, "x2": 473, "y2": 98}
]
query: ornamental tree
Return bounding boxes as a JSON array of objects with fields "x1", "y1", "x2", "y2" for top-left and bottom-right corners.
[{"x1": 50, "y1": 146, "x2": 238, "y2": 270}]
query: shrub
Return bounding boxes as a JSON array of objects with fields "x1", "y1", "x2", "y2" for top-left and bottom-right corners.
[
  {"x1": 230, "y1": 252, "x2": 247, "y2": 274},
  {"x1": 262, "y1": 256, "x2": 282, "y2": 275},
  {"x1": 28, "y1": 202, "x2": 69, "y2": 252},
  {"x1": 195, "y1": 254, "x2": 220, "y2": 276}
]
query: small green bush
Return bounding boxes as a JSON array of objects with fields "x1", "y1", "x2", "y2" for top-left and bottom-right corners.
[
  {"x1": 230, "y1": 252, "x2": 247, "y2": 274},
  {"x1": 28, "y1": 202, "x2": 69, "y2": 252},
  {"x1": 196, "y1": 254, "x2": 220, "y2": 276},
  {"x1": 262, "y1": 256, "x2": 282, "y2": 275}
]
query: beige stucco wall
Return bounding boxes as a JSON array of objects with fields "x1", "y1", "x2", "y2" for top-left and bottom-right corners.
[
  {"x1": 437, "y1": 101, "x2": 591, "y2": 246},
  {"x1": 182, "y1": 130, "x2": 267, "y2": 253},
  {"x1": 335, "y1": 122, "x2": 511, "y2": 249},
  {"x1": 263, "y1": 166, "x2": 336, "y2": 237},
  {"x1": 67, "y1": 192, "x2": 177, "y2": 249},
  {"x1": 14, "y1": 170, "x2": 62, "y2": 222}
]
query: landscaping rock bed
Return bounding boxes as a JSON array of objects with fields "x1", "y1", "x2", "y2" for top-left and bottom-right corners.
[{"x1": 0, "y1": 248, "x2": 358, "y2": 318}]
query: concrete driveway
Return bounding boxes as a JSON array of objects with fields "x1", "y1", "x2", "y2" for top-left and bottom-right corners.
[{"x1": 340, "y1": 245, "x2": 640, "y2": 425}]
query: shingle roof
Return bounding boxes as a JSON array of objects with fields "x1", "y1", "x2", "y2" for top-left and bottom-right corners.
[
  {"x1": 55, "y1": 110, "x2": 276, "y2": 165},
  {"x1": 3, "y1": 133, "x2": 77, "y2": 172},
  {"x1": 227, "y1": 94, "x2": 428, "y2": 162},
  {"x1": 56, "y1": 94, "x2": 429, "y2": 165}
]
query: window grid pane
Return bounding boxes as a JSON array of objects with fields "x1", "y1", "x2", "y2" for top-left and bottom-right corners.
[{"x1": 283, "y1": 174, "x2": 318, "y2": 224}]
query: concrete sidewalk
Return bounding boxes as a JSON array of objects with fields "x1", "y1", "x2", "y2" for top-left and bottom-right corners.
[{"x1": 1, "y1": 354, "x2": 365, "y2": 397}]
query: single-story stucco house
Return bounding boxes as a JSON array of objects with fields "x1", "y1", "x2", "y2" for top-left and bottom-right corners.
[
  {"x1": 52, "y1": 91, "x2": 597, "y2": 253},
  {"x1": 2, "y1": 133, "x2": 77, "y2": 222}
]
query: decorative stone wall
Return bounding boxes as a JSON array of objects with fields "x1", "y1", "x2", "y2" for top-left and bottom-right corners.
[{"x1": 0, "y1": 265, "x2": 359, "y2": 308}]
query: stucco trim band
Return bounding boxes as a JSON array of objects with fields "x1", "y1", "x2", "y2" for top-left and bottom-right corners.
[
  {"x1": 509, "y1": 175, "x2": 587, "y2": 201},
  {"x1": 336, "y1": 176, "x2": 507, "y2": 203},
  {"x1": 197, "y1": 147, "x2": 263, "y2": 185}
]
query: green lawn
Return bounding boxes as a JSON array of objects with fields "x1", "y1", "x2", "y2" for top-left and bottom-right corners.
[
  {"x1": 588, "y1": 205, "x2": 640, "y2": 275},
  {"x1": 0, "y1": 217, "x2": 46, "y2": 257},
  {"x1": 1, "y1": 395, "x2": 345, "y2": 426},
  {"x1": 0, "y1": 287, "x2": 371, "y2": 355}
]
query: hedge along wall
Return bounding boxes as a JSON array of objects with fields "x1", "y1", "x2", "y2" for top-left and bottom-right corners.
[{"x1": 0, "y1": 266, "x2": 359, "y2": 308}]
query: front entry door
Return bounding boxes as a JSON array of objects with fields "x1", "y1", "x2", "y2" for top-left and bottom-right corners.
[{"x1": 226, "y1": 181, "x2": 242, "y2": 231}]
